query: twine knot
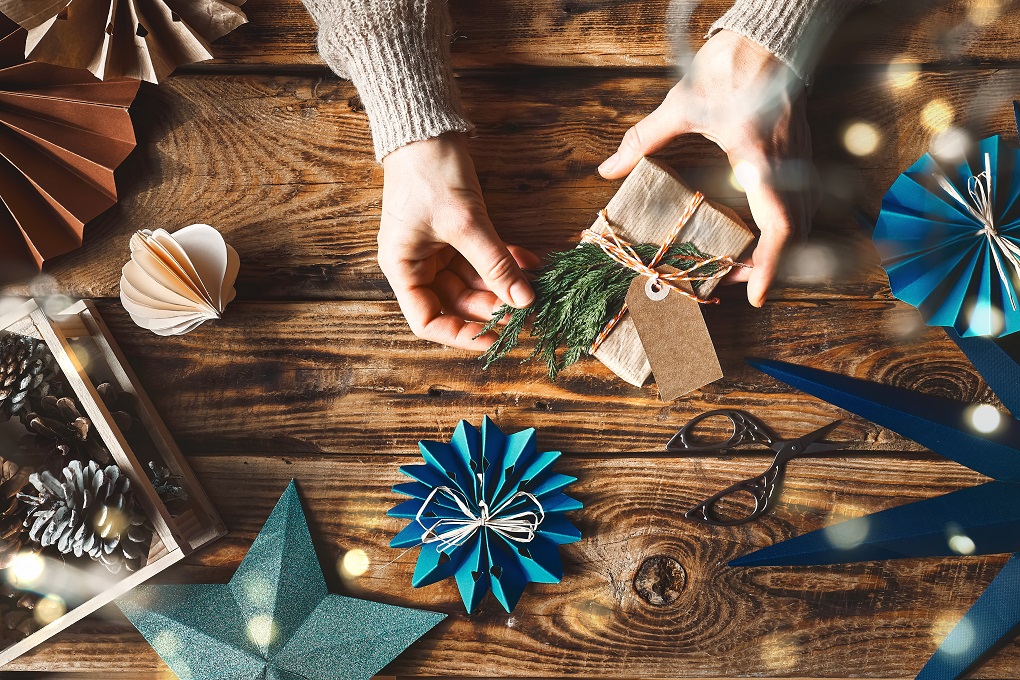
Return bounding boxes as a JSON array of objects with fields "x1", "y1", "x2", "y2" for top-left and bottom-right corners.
[
  {"x1": 581, "y1": 191, "x2": 742, "y2": 352},
  {"x1": 416, "y1": 475, "x2": 545, "y2": 552},
  {"x1": 937, "y1": 152, "x2": 1020, "y2": 311}
]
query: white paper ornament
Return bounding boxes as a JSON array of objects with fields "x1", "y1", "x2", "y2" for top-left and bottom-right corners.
[{"x1": 120, "y1": 224, "x2": 239, "y2": 336}]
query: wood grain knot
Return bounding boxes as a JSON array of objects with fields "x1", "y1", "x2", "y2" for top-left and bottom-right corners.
[{"x1": 633, "y1": 555, "x2": 686, "y2": 607}]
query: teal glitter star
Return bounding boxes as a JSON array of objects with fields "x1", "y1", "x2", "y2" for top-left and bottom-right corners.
[{"x1": 117, "y1": 480, "x2": 445, "y2": 680}]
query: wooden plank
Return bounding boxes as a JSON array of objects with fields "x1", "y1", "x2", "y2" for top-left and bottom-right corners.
[
  {"x1": 205, "y1": 0, "x2": 1020, "y2": 69},
  {"x1": 5, "y1": 453, "x2": 1016, "y2": 677},
  {"x1": 19, "y1": 68, "x2": 1020, "y2": 301},
  {"x1": 73, "y1": 298, "x2": 995, "y2": 457}
]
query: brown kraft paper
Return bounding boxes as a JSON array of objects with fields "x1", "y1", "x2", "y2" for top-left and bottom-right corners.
[
  {"x1": 590, "y1": 157, "x2": 754, "y2": 388},
  {"x1": 626, "y1": 267, "x2": 722, "y2": 401}
]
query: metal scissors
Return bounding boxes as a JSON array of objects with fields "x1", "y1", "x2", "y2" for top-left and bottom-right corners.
[{"x1": 666, "y1": 409, "x2": 843, "y2": 526}]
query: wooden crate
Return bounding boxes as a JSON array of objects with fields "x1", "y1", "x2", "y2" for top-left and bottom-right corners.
[{"x1": 0, "y1": 298, "x2": 225, "y2": 666}]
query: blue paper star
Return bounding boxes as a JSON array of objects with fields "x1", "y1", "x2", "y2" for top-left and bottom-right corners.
[
  {"x1": 736, "y1": 358, "x2": 1020, "y2": 680},
  {"x1": 117, "y1": 481, "x2": 445, "y2": 680},
  {"x1": 388, "y1": 416, "x2": 582, "y2": 614}
]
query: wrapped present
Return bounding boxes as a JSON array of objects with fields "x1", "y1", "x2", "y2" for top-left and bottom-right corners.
[
  {"x1": 590, "y1": 158, "x2": 755, "y2": 392},
  {"x1": 481, "y1": 157, "x2": 754, "y2": 401}
]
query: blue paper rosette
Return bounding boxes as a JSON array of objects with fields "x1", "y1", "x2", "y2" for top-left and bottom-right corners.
[
  {"x1": 388, "y1": 416, "x2": 582, "y2": 613},
  {"x1": 875, "y1": 127, "x2": 1020, "y2": 337}
]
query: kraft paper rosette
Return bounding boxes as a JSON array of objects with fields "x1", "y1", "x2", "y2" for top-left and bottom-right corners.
[
  {"x1": 388, "y1": 417, "x2": 582, "y2": 614},
  {"x1": 0, "y1": 16, "x2": 138, "y2": 271},
  {"x1": 0, "y1": 0, "x2": 248, "y2": 83},
  {"x1": 874, "y1": 106, "x2": 1020, "y2": 337},
  {"x1": 120, "y1": 224, "x2": 240, "y2": 336}
]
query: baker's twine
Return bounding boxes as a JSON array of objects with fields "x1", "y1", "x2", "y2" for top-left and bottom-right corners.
[
  {"x1": 415, "y1": 477, "x2": 545, "y2": 552},
  {"x1": 936, "y1": 151, "x2": 1020, "y2": 312},
  {"x1": 581, "y1": 192, "x2": 742, "y2": 353}
]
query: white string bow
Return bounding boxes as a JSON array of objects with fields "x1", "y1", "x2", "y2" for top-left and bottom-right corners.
[
  {"x1": 936, "y1": 152, "x2": 1020, "y2": 311},
  {"x1": 415, "y1": 473, "x2": 545, "y2": 552}
]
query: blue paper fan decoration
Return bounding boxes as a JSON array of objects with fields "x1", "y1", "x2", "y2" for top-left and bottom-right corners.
[
  {"x1": 874, "y1": 104, "x2": 1020, "y2": 337},
  {"x1": 388, "y1": 416, "x2": 582, "y2": 614}
]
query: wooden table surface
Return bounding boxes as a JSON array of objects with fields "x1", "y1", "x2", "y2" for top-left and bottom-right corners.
[{"x1": 5, "y1": 0, "x2": 1020, "y2": 677}]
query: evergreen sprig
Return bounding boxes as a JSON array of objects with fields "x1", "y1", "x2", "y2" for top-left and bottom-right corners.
[{"x1": 478, "y1": 241, "x2": 726, "y2": 380}]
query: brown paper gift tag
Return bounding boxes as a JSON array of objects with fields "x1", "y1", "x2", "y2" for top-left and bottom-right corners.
[
  {"x1": 626, "y1": 267, "x2": 722, "y2": 401},
  {"x1": 591, "y1": 157, "x2": 753, "y2": 388}
]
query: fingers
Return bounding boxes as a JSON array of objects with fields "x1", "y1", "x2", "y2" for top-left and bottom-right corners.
[
  {"x1": 445, "y1": 216, "x2": 535, "y2": 309},
  {"x1": 736, "y1": 159, "x2": 798, "y2": 307},
  {"x1": 433, "y1": 270, "x2": 504, "y2": 323},
  {"x1": 390, "y1": 281, "x2": 498, "y2": 351},
  {"x1": 599, "y1": 94, "x2": 691, "y2": 179}
]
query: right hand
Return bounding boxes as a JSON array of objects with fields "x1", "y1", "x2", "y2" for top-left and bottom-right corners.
[{"x1": 379, "y1": 133, "x2": 538, "y2": 350}]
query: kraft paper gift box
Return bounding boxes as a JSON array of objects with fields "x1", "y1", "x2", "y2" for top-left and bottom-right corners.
[{"x1": 590, "y1": 157, "x2": 754, "y2": 398}]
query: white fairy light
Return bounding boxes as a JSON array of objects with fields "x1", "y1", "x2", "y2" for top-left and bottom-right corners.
[
  {"x1": 731, "y1": 161, "x2": 761, "y2": 192},
  {"x1": 948, "y1": 533, "x2": 977, "y2": 555},
  {"x1": 968, "y1": 404, "x2": 1001, "y2": 434},
  {"x1": 340, "y1": 549, "x2": 370, "y2": 578},
  {"x1": 246, "y1": 614, "x2": 277, "y2": 647},
  {"x1": 921, "y1": 99, "x2": 955, "y2": 133},
  {"x1": 8, "y1": 552, "x2": 44, "y2": 588},
  {"x1": 843, "y1": 121, "x2": 880, "y2": 156}
]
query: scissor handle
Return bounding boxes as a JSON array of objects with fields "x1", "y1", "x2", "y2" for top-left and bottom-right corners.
[
  {"x1": 666, "y1": 409, "x2": 777, "y2": 452},
  {"x1": 684, "y1": 460, "x2": 784, "y2": 527}
]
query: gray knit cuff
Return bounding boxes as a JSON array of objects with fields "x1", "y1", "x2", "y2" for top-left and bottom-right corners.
[
  {"x1": 708, "y1": 0, "x2": 862, "y2": 82},
  {"x1": 312, "y1": 1, "x2": 473, "y2": 161}
]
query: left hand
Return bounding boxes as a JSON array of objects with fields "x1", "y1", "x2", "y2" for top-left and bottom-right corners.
[{"x1": 598, "y1": 29, "x2": 820, "y2": 307}]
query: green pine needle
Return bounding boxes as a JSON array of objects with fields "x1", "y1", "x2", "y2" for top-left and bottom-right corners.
[{"x1": 478, "y1": 241, "x2": 725, "y2": 380}]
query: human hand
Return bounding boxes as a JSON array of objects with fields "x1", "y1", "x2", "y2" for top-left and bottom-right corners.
[
  {"x1": 598, "y1": 29, "x2": 819, "y2": 307},
  {"x1": 379, "y1": 133, "x2": 538, "y2": 350}
]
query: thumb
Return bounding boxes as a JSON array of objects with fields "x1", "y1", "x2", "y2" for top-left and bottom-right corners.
[
  {"x1": 447, "y1": 216, "x2": 535, "y2": 309},
  {"x1": 599, "y1": 97, "x2": 690, "y2": 179},
  {"x1": 735, "y1": 159, "x2": 798, "y2": 307}
]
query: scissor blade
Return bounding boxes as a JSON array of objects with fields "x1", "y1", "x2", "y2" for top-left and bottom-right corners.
[
  {"x1": 748, "y1": 358, "x2": 1020, "y2": 482},
  {"x1": 774, "y1": 419, "x2": 843, "y2": 456}
]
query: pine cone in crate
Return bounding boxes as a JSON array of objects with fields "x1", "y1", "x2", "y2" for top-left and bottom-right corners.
[
  {"x1": 0, "y1": 583, "x2": 40, "y2": 647},
  {"x1": 0, "y1": 457, "x2": 34, "y2": 569},
  {"x1": 20, "y1": 460, "x2": 153, "y2": 574},
  {"x1": 0, "y1": 335, "x2": 56, "y2": 422},
  {"x1": 21, "y1": 383, "x2": 133, "y2": 469}
]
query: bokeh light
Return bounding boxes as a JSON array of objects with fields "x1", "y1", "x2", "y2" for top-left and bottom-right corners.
[
  {"x1": 8, "y1": 552, "x2": 44, "y2": 588},
  {"x1": 759, "y1": 632, "x2": 799, "y2": 672},
  {"x1": 968, "y1": 404, "x2": 1001, "y2": 434},
  {"x1": 887, "y1": 57, "x2": 921, "y2": 89},
  {"x1": 930, "y1": 127, "x2": 971, "y2": 161},
  {"x1": 936, "y1": 615, "x2": 976, "y2": 656},
  {"x1": 843, "y1": 122, "x2": 880, "y2": 156},
  {"x1": 730, "y1": 161, "x2": 761, "y2": 193},
  {"x1": 246, "y1": 614, "x2": 277, "y2": 647},
  {"x1": 782, "y1": 243, "x2": 840, "y2": 283},
  {"x1": 921, "y1": 99, "x2": 955, "y2": 133},
  {"x1": 948, "y1": 532, "x2": 977, "y2": 556},
  {"x1": 823, "y1": 515, "x2": 870, "y2": 551},
  {"x1": 340, "y1": 548, "x2": 370, "y2": 579},
  {"x1": 34, "y1": 594, "x2": 66, "y2": 626},
  {"x1": 968, "y1": 0, "x2": 1001, "y2": 26},
  {"x1": 241, "y1": 573, "x2": 274, "y2": 608}
]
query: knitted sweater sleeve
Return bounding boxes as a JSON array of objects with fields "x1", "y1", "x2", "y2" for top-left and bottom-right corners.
[
  {"x1": 708, "y1": 0, "x2": 869, "y2": 82},
  {"x1": 301, "y1": 0, "x2": 472, "y2": 161}
]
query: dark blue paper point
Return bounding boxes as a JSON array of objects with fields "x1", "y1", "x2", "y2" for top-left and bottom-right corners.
[{"x1": 740, "y1": 357, "x2": 1020, "y2": 679}]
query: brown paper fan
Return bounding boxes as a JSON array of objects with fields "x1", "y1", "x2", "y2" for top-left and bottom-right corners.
[
  {"x1": 0, "y1": 15, "x2": 138, "y2": 271},
  {"x1": 0, "y1": 0, "x2": 247, "y2": 83}
]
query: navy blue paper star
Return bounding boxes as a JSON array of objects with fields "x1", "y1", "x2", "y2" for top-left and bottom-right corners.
[
  {"x1": 117, "y1": 481, "x2": 446, "y2": 680},
  {"x1": 734, "y1": 358, "x2": 1020, "y2": 680}
]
